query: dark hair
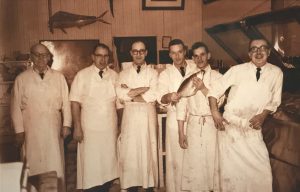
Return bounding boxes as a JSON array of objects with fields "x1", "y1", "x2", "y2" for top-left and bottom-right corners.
[
  {"x1": 168, "y1": 39, "x2": 185, "y2": 49},
  {"x1": 131, "y1": 40, "x2": 147, "y2": 50},
  {"x1": 191, "y1": 42, "x2": 209, "y2": 54},
  {"x1": 93, "y1": 43, "x2": 110, "y2": 54},
  {"x1": 248, "y1": 38, "x2": 269, "y2": 50}
]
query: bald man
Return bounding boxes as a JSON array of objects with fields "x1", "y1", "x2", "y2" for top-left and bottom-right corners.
[
  {"x1": 116, "y1": 41, "x2": 158, "y2": 192},
  {"x1": 11, "y1": 43, "x2": 72, "y2": 191}
]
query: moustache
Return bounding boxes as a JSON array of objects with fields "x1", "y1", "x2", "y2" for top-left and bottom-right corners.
[{"x1": 255, "y1": 54, "x2": 263, "y2": 59}]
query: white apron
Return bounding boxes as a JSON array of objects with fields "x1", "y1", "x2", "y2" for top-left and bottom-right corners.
[
  {"x1": 181, "y1": 115, "x2": 219, "y2": 192},
  {"x1": 219, "y1": 78, "x2": 273, "y2": 192},
  {"x1": 20, "y1": 74, "x2": 66, "y2": 192},
  {"x1": 157, "y1": 61, "x2": 196, "y2": 192},
  {"x1": 77, "y1": 76, "x2": 118, "y2": 189},
  {"x1": 119, "y1": 102, "x2": 158, "y2": 189},
  {"x1": 165, "y1": 110, "x2": 185, "y2": 192}
]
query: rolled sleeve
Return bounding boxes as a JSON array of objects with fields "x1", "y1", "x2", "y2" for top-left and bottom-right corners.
[{"x1": 176, "y1": 98, "x2": 188, "y2": 121}]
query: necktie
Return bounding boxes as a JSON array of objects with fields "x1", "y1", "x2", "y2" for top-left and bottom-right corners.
[
  {"x1": 180, "y1": 67, "x2": 185, "y2": 77},
  {"x1": 39, "y1": 73, "x2": 44, "y2": 79},
  {"x1": 137, "y1": 66, "x2": 141, "y2": 73},
  {"x1": 256, "y1": 67, "x2": 261, "y2": 81},
  {"x1": 200, "y1": 69, "x2": 205, "y2": 80},
  {"x1": 99, "y1": 70, "x2": 104, "y2": 78}
]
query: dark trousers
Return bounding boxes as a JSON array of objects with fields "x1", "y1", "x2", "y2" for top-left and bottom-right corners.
[
  {"x1": 127, "y1": 186, "x2": 154, "y2": 192},
  {"x1": 83, "y1": 180, "x2": 113, "y2": 192}
]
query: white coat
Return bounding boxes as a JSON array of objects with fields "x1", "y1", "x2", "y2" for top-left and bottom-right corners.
[
  {"x1": 116, "y1": 63, "x2": 158, "y2": 189},
  {"x1": 11, "y1": 67, "x2": 71, "y2": 192},
  {"x1": 177, "y1": 65, "x2": 223, "y2": 191},
  {"x1": 69, "y1": 65, "x2": 119, "y2": 189},
  {"x1": 157, "y1": 60, "x2": 196, "y2": 192},
  {"x1": 208, "y1": 62, "x2": 283, "y2": 192}
]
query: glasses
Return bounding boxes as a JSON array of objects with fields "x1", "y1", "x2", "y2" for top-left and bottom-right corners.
[
  {"x1": 249, "y1": 45, "x2": 269, "y2": 53},
  {"x1": 31, "y1": 52, "x2": 50, "y2": 58},
  {"x1": 131, "y1": 49, "x2": 146, "y2": 55},
  {"x1": 93, "y1": 54, "x2": 109, "y2": 59}
]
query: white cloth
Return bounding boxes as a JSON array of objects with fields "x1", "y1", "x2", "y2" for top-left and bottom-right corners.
[
  {"x1": 11, "y1": 67, "x2": 71, "y2": 192},
  {"x1": 208, "y1": 62, "x2": 283, "y2": 192},
  {"x1": 116, "y1": 63, "x2": 158, "y2": 189},
  {"x1": 69, "y1": 65, "x2": 119, "y2": 189},
  {"x1": 157, "y1": 60, "x2": 196, "y2": 192},
  {"x1": 177, "y1": 65, "x2": 223, "y2": 191}
]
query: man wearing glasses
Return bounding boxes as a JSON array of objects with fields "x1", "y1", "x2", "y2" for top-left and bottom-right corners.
[
  {"x1": 11, "y1": 43, "x2": 72, "y2": 191},
  {"x1": 208, "y1": 38, "x2": 283, "y2": 191},
  {"x1": 70, "y1": 43, "x2": 119, "y2": 192},
  {"x1": 157, "y1": 39, "x2": 196, "y2": 192},
  {"x1": 176, "y1": 42, "x2": 223, "y2": 192},
  {"x1": 116, "y1": 41, "x2": 158, "y2": 192}
]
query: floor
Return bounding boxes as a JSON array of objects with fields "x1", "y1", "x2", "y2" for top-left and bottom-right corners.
[{"x1": 65, "y1": 140, "x2": 166, "y2": 192}]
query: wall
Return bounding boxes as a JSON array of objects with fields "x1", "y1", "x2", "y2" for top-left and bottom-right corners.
[
  {"x1": 0, "y1": 0, "x2": 202, "y2": 64},
  {"x1": 202, "y1": 0, "x2": 271, "y2": 67}
]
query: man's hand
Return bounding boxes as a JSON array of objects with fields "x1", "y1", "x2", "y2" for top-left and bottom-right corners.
[
  {"x1": 193, "y1": 77, "x2": 205, "y2": 90},
  {"x1": 61, "y1": 126, "x2": 71, "y2": 139},
  {"x1": 128, "y1": 87, "x2": 150, "y2": 98},
  {"x1": 211, "y1": 110, "x2": 229, "y2": 131},
  {"x1": 15, "y1": 132, "x2": 25, "y2": 147},
  {"x1": 249, "y1": 112, "x2": 269, "y2": 130},
  {"x1": 169, "y1": 92, "x2": 181, "y2": 104},
  {"x1": 73, "y1": 124, "x2": 84, "y2": 142},
  {"x1": 179, "y1": 132, "x2": 188, "y2": 149}
]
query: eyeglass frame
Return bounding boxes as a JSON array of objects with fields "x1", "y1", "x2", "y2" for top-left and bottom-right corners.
[
  {"x1": 31, "y1": 51, "x2": 50, "y2": 58},
  {"x1": 249, "y1": 45, "x2": 270, "y2": 53},
  {"x1": 130, "y1": 49, "x2": 147, "y2": 55}
]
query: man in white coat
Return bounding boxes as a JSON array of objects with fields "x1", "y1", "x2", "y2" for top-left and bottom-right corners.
[
  {"x1": 11, "y1": 43, "x2": 72, "y2": 192},
  {"x1": 116, "y1": 41, "x2": 158, "y2": 192},
  {"x1": 157, "y1": 39, "x2": 196, "y2": 192},
  {"x1": 177, "y1": 42, "x2": 223, "y2": 192},
  {"x1": 208, "y1": 38, "x2": 283, "y2": 192},
  {"x1": 70, "y1": 43, "x2": 120, "y2": 192}
]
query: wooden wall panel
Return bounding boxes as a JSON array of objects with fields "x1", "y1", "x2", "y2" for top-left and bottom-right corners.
[
  {"x1": 0, "y1": 0, "x2": 203, "y2": 62},
  {"x1": 202, "y1": 0, "x2": 271, "y2": 67},
  {"x1": 164, "y1": 0, "x2": 202, "y2": 48}
]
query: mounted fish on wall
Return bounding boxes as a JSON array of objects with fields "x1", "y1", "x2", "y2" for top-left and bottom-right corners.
[{"x1": 47, "y1": 0, "x2": 112, "y2": 34}]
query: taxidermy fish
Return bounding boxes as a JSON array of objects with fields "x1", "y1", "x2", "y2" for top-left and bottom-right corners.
[
  {"x1": 177, "y1": 70, "x2": 203, "y2": 98},
  {"x1": 109, "y1": 0, "x2": 114, "y2": 17},
  {"x1": 48, "y1": 10, "x2": 110, "y2": 33}
]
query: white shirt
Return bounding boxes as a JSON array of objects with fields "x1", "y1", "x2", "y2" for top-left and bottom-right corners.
[
  {"x1": 157, "y1": 60, "x2": 196, "y2": 112},
  {"x1": 116, "y1": 63, "x2": 158, "y2": 103},
  {"x1": 70, "y1": 65, "x2": 118, "y2": 104},
  {"x1": 177, "y1": 65, "x2": 223, "y2": 121},
  {"x1": 208, "y1": 62, "x2": 283, "y2": 120}
]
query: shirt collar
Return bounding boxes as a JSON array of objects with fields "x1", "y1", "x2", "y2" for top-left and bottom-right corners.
[
  {"x1": 32, "y1": 66, "x2": 49, "y2": 74},
  {"x1": 194, "y1": 64, "x2": 211, "y2": 74},
  {"x1": 93, "y1": 64, "x2": 108, "y2": 73},
  {"x1": 249, "y1": 61, "x2": 267, "y2": 73},
  {"x1": 133, "y1": 62, "x2": 146, "y2": 70}
]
